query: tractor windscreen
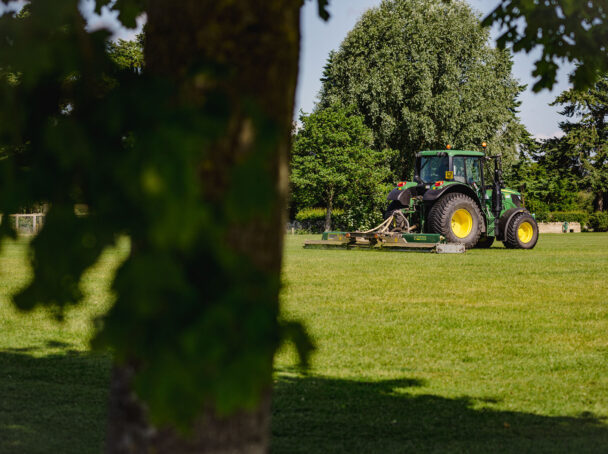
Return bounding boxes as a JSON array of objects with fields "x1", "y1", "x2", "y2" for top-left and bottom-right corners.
[{"x1": 419, "y1": 156, "x2": 449, "y2": 183}]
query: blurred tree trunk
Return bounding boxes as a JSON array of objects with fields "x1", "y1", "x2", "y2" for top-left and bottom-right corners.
[
  {"x1": 324, "y1": 188, "x2": 334, "y2": 232},
  {"x1": 596, "y1": 192, "x2": 606, "y2": 212},
  {"x1": 104, "y1": 1, "x2": 301, "y2": 452}
]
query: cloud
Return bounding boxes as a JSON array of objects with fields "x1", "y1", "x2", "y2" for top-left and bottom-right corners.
[
  {"x1": 533, "y1": 130, "x2": 565, "y2": 141},
  {"x1": 81, "y1": 0, "x2": 146, "y2": 42},
  {"x1": 0, "y1": 0, "x2": 27, "y2": 14}
]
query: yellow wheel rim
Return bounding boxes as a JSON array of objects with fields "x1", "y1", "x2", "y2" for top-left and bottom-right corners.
[
  {"x1": 518, "y1": 221, "x2": 534, "y2": 243},
  {"x1": 451, "y1": 209, "x2": 473, "y2": 238}
]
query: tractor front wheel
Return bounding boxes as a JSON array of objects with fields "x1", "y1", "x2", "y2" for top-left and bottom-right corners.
[
  {"x1": 428, "y1": 193, "x2": 483, "y2": 248},
  {"x1": 504, "y1": 212, "x2": 539, "y2": 249}
]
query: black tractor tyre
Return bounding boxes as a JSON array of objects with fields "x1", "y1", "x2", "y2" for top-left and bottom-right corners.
[
  {"x1": 383, "y1": 201, "x2": 405, "y2": 219},
  {"x1": 384, "y1": 201, "x2": 408, "y2": 231},
  {"x1": 475, "y1": 235, "x2": 495, "y2": 249},
  {"x1": 428, "y1": 192, "x2": 483, "y2": 248},
  {"x1": 503, "y1": 212, "x2": 539, "y2": 249}
]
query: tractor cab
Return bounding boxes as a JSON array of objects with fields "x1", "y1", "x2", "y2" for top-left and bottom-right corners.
[
  {"x1": 386, "y1": 149, "x2": 487, "y2": 214},
  {"x1": 415, "y1": 149, "x2": 485, "y2": 193}
]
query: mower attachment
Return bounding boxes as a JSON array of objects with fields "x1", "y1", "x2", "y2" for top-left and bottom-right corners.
[{"x1": 303, "y1": 231, "x2": 465, "y2": 254}]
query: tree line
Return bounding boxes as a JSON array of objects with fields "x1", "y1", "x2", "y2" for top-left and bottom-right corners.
[
  {"x1": 291, "y1": 1, "x2": 608, "y2": 232},
  {"x1": 507, "y1": 76, "x2": 608, "y2": 227}
]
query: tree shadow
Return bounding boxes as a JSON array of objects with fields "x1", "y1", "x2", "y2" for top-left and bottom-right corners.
[
  {"x1": 271, "y1": 373, "x2": 608, "y2": 454},
  {"x1": 2, "y1": 350, "x2": 607, "y2": 454},
  {"x1": 0, "y1": 348, "x2": 111, "y2": 454}
]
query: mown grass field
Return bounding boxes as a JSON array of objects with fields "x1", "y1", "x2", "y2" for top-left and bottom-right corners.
[{"x1": 1, "y1": 233, "x2": 607, "y2": 453}]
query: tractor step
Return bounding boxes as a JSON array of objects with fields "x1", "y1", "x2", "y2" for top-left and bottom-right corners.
[{"x1": 304, "y1": 231, "x2": 464, "y2": 254}]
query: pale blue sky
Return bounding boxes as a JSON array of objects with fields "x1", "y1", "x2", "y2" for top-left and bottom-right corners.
[{"x1": 1, "y1": 0, "x2": 573, "y2": 138}]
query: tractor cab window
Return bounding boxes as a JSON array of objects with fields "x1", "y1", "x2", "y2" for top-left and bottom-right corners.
[
  {"x1": 453, "y1": 156, "x2": 466, "y2": 183},
  {"x1": 465, "y1": 157, "x2": 482, "y2": 186},
  {"x1": 419, "y1": 155, "x2": 449, "y2": 183}
]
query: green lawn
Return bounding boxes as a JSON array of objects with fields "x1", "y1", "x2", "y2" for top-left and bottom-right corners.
[
  {"x1": 1, "y1": 234, "x2": 607, "y2": 453},
  {"x1": 0, "y1": 239, "x2": 124, "y2": 454}
]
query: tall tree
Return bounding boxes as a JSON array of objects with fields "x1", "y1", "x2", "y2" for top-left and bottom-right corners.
[
  {"x1": 552, "y1": 75, "x2": 608, "y2": 211},
  {"x1": 318, "y1": 0, "x2": 527, "y2": 179},
  {"x1": 291, "y1": 105, "x2": 394, "y2": 231},
  {"x1": 506, "y1": 138, "x2": 583, "y2": 213},
  {"x1": 505, "y1": 76, "x2": 608, "y2": 214},
  {"x1": 0, "y1": 0, "x2": 317, "y2": 452}
]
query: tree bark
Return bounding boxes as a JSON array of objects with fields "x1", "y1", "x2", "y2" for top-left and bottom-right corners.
[
  {"x1": 324, "y1": 191, "x2": 334, "y2": 232},
  {"x1": 105, "y1": 1, "x2": 301, "y2": 452},
  {"x1": 105, "y1": 364, "x2": 272, "y2": 453},
  {"x1": 596, "y1": 191, "x2": 605, "y2": 212}
]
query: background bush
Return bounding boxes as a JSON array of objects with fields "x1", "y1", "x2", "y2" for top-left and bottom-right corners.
[
  {"x1": 589, "y1": 212, "x2": 608, "y2": 231},
  {"x1": 535, "y1": 211, "x2": 590, "y2": 225},
  {"x1": 290, "y1": 105, "x2": 394, "y2": 231},
  {"x1": 294, "y1": 208, "x2": 347, "y2": 233}
]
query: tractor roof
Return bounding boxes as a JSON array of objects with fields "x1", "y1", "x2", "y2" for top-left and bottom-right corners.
[{"x1": 419, "y1": 150, "x2": 485, "y2": 157}]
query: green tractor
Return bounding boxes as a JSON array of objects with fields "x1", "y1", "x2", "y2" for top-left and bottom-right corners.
[{"x1": 384, "y1": 147, "x2": 539, "y2": 249}]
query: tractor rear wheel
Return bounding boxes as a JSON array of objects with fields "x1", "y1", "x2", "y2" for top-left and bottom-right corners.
[
  {"x1": 504, "y1": 212, "x2": 538, "y2": 249},
  {"x1": 428, "y1": 193, "x2": 482, "y2": 248}
]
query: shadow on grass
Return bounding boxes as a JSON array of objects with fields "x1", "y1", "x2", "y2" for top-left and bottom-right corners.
[
  {"x1": 272, "y1": 373, "x2": 608, "y2": 454},
  {"x1": 0, "y1": 348, "x2": 111, "y2": 454},
  {"x1": 2, "y1": 350, "x2": 607, "y2": 454}
]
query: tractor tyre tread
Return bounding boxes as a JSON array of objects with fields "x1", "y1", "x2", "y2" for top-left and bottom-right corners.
[
  {"x1": 428, "y1": 192, "x2": 483, "y2": 249},
  {"x1": 504, "y1": 212, "x2": 539, "y2": 249}
]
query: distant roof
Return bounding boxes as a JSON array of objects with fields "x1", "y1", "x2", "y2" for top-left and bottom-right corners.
[{"x1": 419, "y1": 150, "x2": 485, "y2": 157}]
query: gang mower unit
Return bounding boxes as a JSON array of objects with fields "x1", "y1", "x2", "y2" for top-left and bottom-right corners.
[{"x1": 304, "y1": 144, "x2": 539, "y2": 252}]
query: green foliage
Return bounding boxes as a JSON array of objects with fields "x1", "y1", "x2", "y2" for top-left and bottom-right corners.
[
  {"x1": 506, "y1": 72, "x2": 608, "y2": 214},
  {"x1": 550, "y1": 212, "x2": 590, "y2": 225},
  {"x1": 107, "y1": 35, "x2": 144, "y2": 70},
  {"x1": 483, "y1": 0, "x2": 608, "y2": 91},
  {"x1": 506, "y1": 140, "x2": 582, "y2": 213},
  {"x1": 291, "y1": 105, "x2": 395, "y2": 230},
  {"x1": 93, "y1": 0, "x2": 145, "y2": 28},
  {"x1": 0, "y1": 0, "x2": 311, "y2": 427},
  {"x1": 530, "y1": 212, "x2": 549, "y2": 222},
  {"x1": 295, "y1": 208, "x2": 346, "y2": 233},
  {"x1": 319, "y1": 0, "x2": 528, "y2": 178},
  {"x1": 552, "y1": 74, "x2": 608, "y2": 211},
  {"x1": 534, "y1": 211, "x2": 590, "y2": 225},
  {"x1": 589, "y1": 212, "x2": 608, "y2": 231},
  {"x1": 313, "y1": 0, "x2": 330, "y2": 21},
  {"x1": 295, "y1": 207, "x2": 344, "y2": 222}
]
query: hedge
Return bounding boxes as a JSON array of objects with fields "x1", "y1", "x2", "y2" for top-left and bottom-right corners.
[
  {"x1": 295, "y1": 207, "x2": 343, "y2": 222},
  {"x1": 589, "y1": 212, "x2": 608, "y2": 232},
  {"x1": 294, "y1": 207, "x2": 347, "y2": 233},
  {"x1": 535, "y1": 211, "x2": 590, "y2": 225}
]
